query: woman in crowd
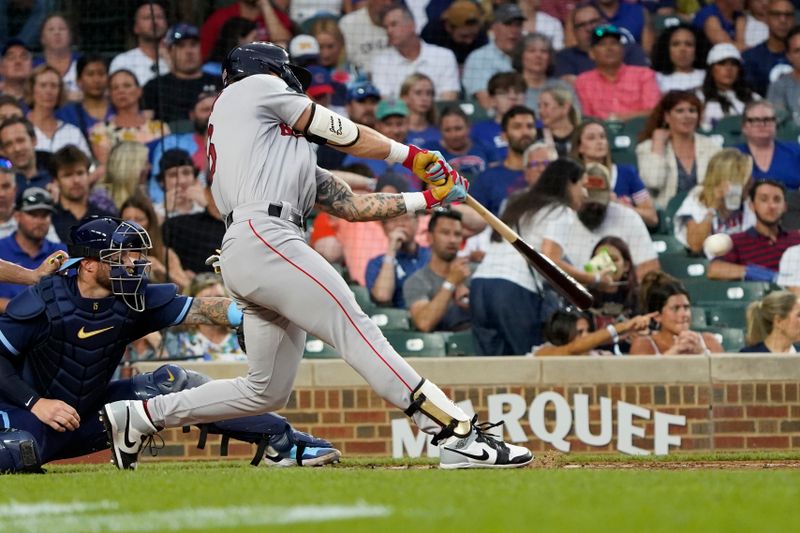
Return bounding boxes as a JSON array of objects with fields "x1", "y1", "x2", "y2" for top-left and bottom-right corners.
[
  {"x1": 427, "y1": 106, "x2": 490, "y2": 182},
  {"x1": 512, "y1": 33, "x2": 572, "y2": 113},
  {"x1": 310, "y1": 18, "x2": 350, "y2": 80},
  {"x1": 203, "y1": 17, "x2": 258, "y2": 77},
  {"x1": 56, "y1": 54, "x2": 112, "y2": 139},
  {"x1": 651, "y1": 22, "x2": 707, "y2": 93},
  {"x1": 587, "y1": 236, "x2": 640, "y2": 328},
  {"x1": 534, "y1": 308, "x2": 654, "y2": 356},
  {"x1": 737, "y1": 100, "x2": 800, "y2": 189},
  {"x1": 572, "y1": 120, "x2": 658, "y2": 227},
  {"x1": 25, "y1": 64, "x2": 91, "y2": 155},
  {"x1": 699, "y1": 43, "x2": 757, "y2": 131},
  {"x1": 522, "y1": 141, "x2": 558, "y2": 187},
  {"x1": 538, "y1": 86, "x2": 579, "y2": 157},
  {"x1": 636, "y1": 90, "x2": 722, "y2": 208},
  {"x1": 741, "y1": 290, "x2": 800, "y2": 353},
  {"x1": 101, "y1": 141, "x2": 150, "y2": 209},
  {"x1": 399, "y1": 73, "x2": 440, "y2": 147},
  {"x1": 673, "y1": 148, "x2": 752, "y2": 254},
  {"x1": 89, "y1": 69, "x2": 169, "y2": 164},
  {"x1": 35, "y1": 13, "x2": 81, "y2": 101},
  {"x1": 629, "y1": 272, "x2": 724, "y2": 355},
  {"x1": 120, "y1": 191, "x2": 189, "y2": 290}
]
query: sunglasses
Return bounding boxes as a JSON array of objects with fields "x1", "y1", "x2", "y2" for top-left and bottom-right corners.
[{"x1": 0, "y1": 157, "x2": 11, "y2": 170}]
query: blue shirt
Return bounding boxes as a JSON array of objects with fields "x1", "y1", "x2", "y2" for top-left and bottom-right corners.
[
  {"x1": 693, "y1": 4, "x2": 741, "y2": 40},
  {"x1": 0, "y1": 233, "x2": 67, "y2": 300},
  {"x1": 148, "y1": 132, "x2": 205, "y2": 202},
  {"x1": 427, "y1": 141, "x2": 491, "y2": 182},
  {"x1": 55, "y1": 102, "x2": 112, "y2": 137},
  {"x1": 736, "y1": 141, "x2": 800, "y2": 190},
  {"x1": 407, "y1": 126, "x2": 440, "y2": 148},
  {"x1": 470, "y1": 164, "x2": 526, "y2": 216},
  {"x1": 742, "y1": 42, "x2": 789, "y2": 97},
  {"x1": 365, "y1": 246, "x2": 432, "y2": 308},
  {"x1": 470, "y1": 120, "x2": 506, "y2": 163},
  {"x1": 613, "y1": 164, "x2": 648, "y2": 203},
  {"x1": 595, "y1": 1, "x2": 646, "y2": 43}
]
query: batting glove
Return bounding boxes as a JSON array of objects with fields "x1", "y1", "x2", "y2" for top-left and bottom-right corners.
[
  {"x1": 422, "y1": 167, "x2": 469, "y2": 208},
  {"x1": 205, "y1": 249, "x2": 222, "y2": 274},
  {"x1": 403, "y1": 145, "x2": 448, "y2": 186}
]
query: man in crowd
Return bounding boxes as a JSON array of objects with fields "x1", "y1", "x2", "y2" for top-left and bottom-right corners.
[
  {"x1": 709, "y1": 179, "x2": 800, "y2": 281},
  {"x1": 143, "y1": 23, "x2": 220, "y2": 123},
  {"x1": 593, "y1": 0, "x2": 653, "y2": 52},
  {"x1": 767, "y1": 25, "x2": 800, "y2": 121},
  {"x1": 109, "y1": 1, "x2": 170, "y2": 86},
  {"x1": 154, "y1": 149, "x2": 207, "y2": 220},
  {"x1": 201, "y1": 0, "x2": 292, "y2": 60},
  {"x1": 470, "y1": 72, "x2": 526, "y2": 164},
  {"x1": 420, "y1": 0, "x2": 488, "y2": 66},
  {"x1": 0, "y1": 38, "x2": 32, "y2": 102},
  {"x1": 339, "y1": 0, "x2": 392, "y2": 73},
  {"x1": 0, "y1": 117, "x2": 51, "y2": 199},
  {"x1": 743, "y1": 0, "x2": 794, "y2": 96},
  {"x1": 404, "y1": 208, "x2": 471, "y2": 332}
]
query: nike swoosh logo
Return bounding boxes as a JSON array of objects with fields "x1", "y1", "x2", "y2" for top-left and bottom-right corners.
[
  {"x1": 24, "y1": 396, "x2": 34, "y2": 408},
  {"x1": 443, "y1": 447, "x2": 489, "y2": 461},
  {"x1": 166, "y1": 368, "x2": 175, "y2": 382},
  {"x1": 78, "y1": 326, "x2": 114, "y2": 339},
  {"x1": 123, "y1": 407, "x2": 137, "y2": 449}
]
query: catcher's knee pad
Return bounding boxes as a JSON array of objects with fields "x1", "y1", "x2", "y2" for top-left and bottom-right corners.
[
  {"x1": 0, "y1": 429, "x2": 43, "y2": 474},
  {"x1": 404, "y1": 379, "x2": 471, "y2": 445},
  {"x1": 131, "y1": 364, "x2": 212, "y2": 399}
]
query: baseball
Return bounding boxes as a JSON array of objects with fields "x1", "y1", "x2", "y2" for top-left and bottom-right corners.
[{"x1": 703, "y1": 233, "x2": 733, "y2": 257}]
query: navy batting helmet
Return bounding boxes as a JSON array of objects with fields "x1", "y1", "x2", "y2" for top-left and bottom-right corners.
[
  {"x1": 222, "y1": 41, "x2": 311, "y2": 93},
  {"x1": 62, "y1": 216, "x2": 153, "y2": 311}
]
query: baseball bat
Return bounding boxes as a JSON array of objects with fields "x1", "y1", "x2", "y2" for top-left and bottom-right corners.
[{"x1": 464, "y1": 195, "x2": 594, "y2": 310}]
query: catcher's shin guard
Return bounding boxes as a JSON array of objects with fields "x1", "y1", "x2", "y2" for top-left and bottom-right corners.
[
  {"x1": 0, "y1": 429, "x2": 43, "y2": 474},
  {"x1": 404, "y1": 379, "x2": 471, "y2": 445}
]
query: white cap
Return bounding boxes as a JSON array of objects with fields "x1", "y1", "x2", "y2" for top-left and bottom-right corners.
[
  {"x1": 706, "y1": 43, "x2": 742, "y2": 65},
  {"x1": 288, "y1": 34, "x2": 320, "y2": 61},
  {"x1": 778, "y1": 245, "x2": 800, "y2": 287}
]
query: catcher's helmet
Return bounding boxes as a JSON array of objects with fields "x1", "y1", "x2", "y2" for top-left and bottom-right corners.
[
  {"x1": 62, "y1": 216, "x2": 153, "y2": 311},
  {"x1": 222, "y1": 41, "x2": 311, "y2": 93}
]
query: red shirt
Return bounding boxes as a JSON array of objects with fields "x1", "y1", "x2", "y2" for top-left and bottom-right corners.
[
  {"x1": 200, "y1": 4, "x2": 293, "y2": 60},
  {"x1": 574, "y1": 64, "x2": 662, "y2": 120},
  {"x1": 718, "y1": 227, "x2": 800, "y2": 270}
]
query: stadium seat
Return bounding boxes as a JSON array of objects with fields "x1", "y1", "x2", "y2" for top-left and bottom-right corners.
[
  {"x1": 682, "y1": 280, "x2": 770, "y2": 306},
  {"x1": 350, "y1": 284, "x2": 377, "y2": 314},
  {"x1": 651, "y1": 235, "x2": 686, "y2": 255},
  {"x1": 303, "y1": 336, "x2": 339, "y2": 359},
  {"x1": 705, "y1": 306, "x2": 748, "y2": 329},
  {"x1": 710, "y1": 115, "x2": 744, "y2": 146},
  {"x1": 369, "y1": 307, "x2": 411, "y2": 331},
  {"x1": 659, "y1": 254, "x2": 709, "y2": 279},
  {"x1": 444, "y1": 330, "x2": 475, "y2": 356},
  {"x1": 697, "y1": 327, "x2": 745, "y2": 352},
  {"x1": 384, "y1": 331, "x2": 447, "y2": 357},
  {"x1": 664, "y1": 190, "x2": 689, "y2": 231},
  {"x1": 691, "y1": 307, "x2": 707, "y2": 329}
]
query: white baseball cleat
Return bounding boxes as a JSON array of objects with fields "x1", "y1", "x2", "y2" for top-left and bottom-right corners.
[
  {"x1": 439, "y1": 419, "x2": 533, "y2": 469},
  {"x1": 101, "y1": 400, "x2": 158, "y2": 470}
]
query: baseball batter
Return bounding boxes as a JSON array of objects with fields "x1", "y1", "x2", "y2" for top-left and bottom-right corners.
[{"x1": 104, "y1": 42, "x2": 532, "y2": 469}]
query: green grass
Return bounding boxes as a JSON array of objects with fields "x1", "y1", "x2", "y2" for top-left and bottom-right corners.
[{"x1": 1, "y1": 454, "x2": 799, "y2": 532}]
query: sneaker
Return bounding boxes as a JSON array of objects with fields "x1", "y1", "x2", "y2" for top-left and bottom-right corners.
[
  {"x1": 265, "y1": 444, "x2": 342, "y2": 467},
  {"x1": 439, "y1": 418, "x2": 533, "y2": 469},
  {"x1": 100, "y1": 400, "x2": 158, "y2": 470}
]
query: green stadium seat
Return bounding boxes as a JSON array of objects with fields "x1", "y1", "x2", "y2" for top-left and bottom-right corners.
[
  {"x1": 369, "y1": 307, "x2": 411, "y2": 331},
  {"x1": 697, "y1": 327, "x2": 745, "y2": 352},
  {"x1": 691, "y1": 307, "x2": 707, "y2": 329},
  {"x1": 303, "y1": 336, "x2": 339, "y2": 359},
  {"x1": 651, "y1": 235, "x2": 686, "y2": 255},
  {"x1": 384, "y1": 331, "x2": 447, "y2": 357},
  {"x1": 710, "y1": 115, "x2": 744, "y2": 146},
  {"x1": 444, "y1": 330, "x2": 475, "y2": 356},
  {"x1": 659, "y1": 254, "x2": 709, "y2": 279},
  {"x1": 350, "y1": 284, "x2": 376, "y2": 313},
  {"x1": 682, "y1": 280, "x2": 771, "y2": 306},
  {"x1": 705, "y1": 306, "x2": 748, "y2": 329}
]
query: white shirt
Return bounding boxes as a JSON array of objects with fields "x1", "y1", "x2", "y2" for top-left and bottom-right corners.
[
  {"x1": 528, "y1": 12, "x2": 564, "y2": 50},
  {"x1": 656, "y1": 69, "x2": 705, "y2": 93},
  {"x1": 34, "y1": 121, "x2": 91, "y2": 157},
  {"x1": 370, "y1": 42, "x2": 460, "y2": 100},
  {"x1": 109, "y1": 47, "x2": 171, "y2": 86},
  {"x1": 556, "y1": 202, "x2": 657, "y2": 269},
  {"x1": 698, "y1": 89, "x2": 760, "y2": 131},
  {"x1": 744, "y1": 14, "x2": 769, "y2": 49},
  {"x1": 339, "y1": 8, "x2": 389, "y2": 74},
  {"x1": 778, "y1": 244, "x2": 800, "y2": 288}
]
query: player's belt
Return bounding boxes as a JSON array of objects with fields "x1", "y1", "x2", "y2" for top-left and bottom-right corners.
[{"x1": 224, "y1": 202, "x2": 304, "y2": 230}]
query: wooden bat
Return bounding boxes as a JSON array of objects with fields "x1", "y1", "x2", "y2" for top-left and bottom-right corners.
[{"x1": 464, "y1": 195, "x2": 594, "y2": 310}]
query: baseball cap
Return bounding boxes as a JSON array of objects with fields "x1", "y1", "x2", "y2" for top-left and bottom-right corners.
[
  {"x1": 346, "y1": 81, "x2": 380, "y2": 103},
  {"x1": 584, "y1": 163, "x2": 611, "y2": 205},
  {"x1": 591, "y1": 24, "x2": 624, "y2": 46},
  {"x1": 165, "y1": 23, "x2": 199, "y2": 46},
  {"x1": 307, "y1": 66, "x2": 334, "y2": 98},
  {"x1": 376, "y1": 100, "x2": 409, "y2": 121},
  {"x1": 2, "y1": 38, "x2": 31, "y2": 56},
  {"x1": 16, "y1": 187, "x2": 55, "y2": 213},
  {"x1": 706, "y1": 43, "x2": 742, "y2": 65},
  {"x1": 289, "y1": 35, "x2": 320, "y2": 62},
  {"x1": 443, "y1": 0, "x2": 484, "y2": 27},
  {"x1": 0, "y1": 157, "x2": 13, "y2": 173},
  {"x1": 493, "y1": 3, "x2": 525, "y2": 24}
]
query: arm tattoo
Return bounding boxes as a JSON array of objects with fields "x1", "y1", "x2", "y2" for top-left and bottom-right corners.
[
  {"x1": 316, "y1": 173, "x2": 408, "y2": 221},
  {"x1": 183, "y1": 297, "x2": 231, "y2": 325}
]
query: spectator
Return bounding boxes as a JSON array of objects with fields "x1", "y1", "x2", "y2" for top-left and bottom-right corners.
[
  {"x1": 651, "y1": 22, "x2": 708, "y2": 93},
  {"x1": 89, "y1": 69, "x2": 169, "y2": 165},
  {"x1": 463, "y1": 3, "x2": 525, "y2": 110},
  {"x1": 338, "y1": 0, "x2": 391, "y2": 73},
  {"x1": 370, "y1": 4, "x2": 459, "y2": 101},
  {"x1": 0, "y1": 116, "x2": 52, "y2": 197},
  {"x1": 109, "y1": 1, "x2": 170, "y2": 86},
  {"x1": 741, "y1": 290, "x2": 800, "y2": 352},
  {"x1": 522, "y1": 141, "x2": 558, "y2": 187},
  {"x1": 56, "y1": 55, "x2": 112, "y2": 139},
  {"x1": 203, "y1": 17, "x2": 258, "y2": 78},
  {"x1": 24, "y1": 64, "x2": 90, "y2": 157},
  {"x1": 0, "y1": 160, "x2": 16, "y2": 236},
  {"x1": 699, "y1": 43, "x2": 757, "y2": 131},
  {"x1": 571, "y1": 120, "x2": 658, "y2": 227},
  {"x1": 767, "y1": 25, "x2": 800, "y2": 124},
  {"x1": 366, "y1": 210, "x2": 430, "y2": 308},
  {"x1": 778, "y1": 244, "x2": 800, "y2": 295},
  {"x1": 428, "y1": 105, "x2": 490, "y2": 181},
  {"x1": 200, "y1": 0, "x2": 292, "y2": 61},
  {"x1": 636, "y1": 90, "x2": 722, "y2": 208},
  {"x1": 593, "y1": 0, "x2": 654, "y2": 53},
  {"x1": 693, "y1": 0, "x2": 744, "y2": 47},
  {"x1": 399, "y1": 73, "x2": 440, "y2": 147},
  {"x1": 513, "y1": 32, "x2": 575, "y2": 113},
  {"x1": 310, "y1": 18, "x2": 352, "y2": 95},
  {"x1": 709, "y1": 179, "x2": 800, "y2": 280},
  {"x1": 306, "y1": 66, "x2": 338, "y2": 113},
  {"x1": 316, "y1": 80, "x2": 381, "y2": 170},
  {"x1": 539, "y1": 86, "x2": 580, "y2": 156},
  {"x1": 588, "y1": 236, "x2": 641, "y2": 327},
  {"x1": 420, "y1": 0, "x2": 488, "y2": 66},
  {"x1": 674, "y1": 148, "x2": 752, "y2": 253},
  {"x1": 471, "y1": 158, "x2": 587, "y2": 355},
  {"x1": 101, "y1": 141, "x2": 149, "y2": 210},
  {"x1": 743, "y1": 0, "x2": 770, "y2": 48},
  {"x1": 0, "y1": 186, "x2": 66, "y2": 312},
  {"x1": 35, "y1": 13, "x2": 80, "y2": 102},
  {"x1": 404, "y1": 208, "x2": 471, "y2": 332},
  {"x1": 154, "y1": 148, "x2": 206, "y2": 220},
  {"x1": 470, "y1": 105, "x2": 536, "y2": 216},
  {"x1": 742, "y1": 0, "x2": 794, "y2": 97},
  {"x1": 470, "y1": 71, "x2": 526, "y2": 163},
  {"x1": 557, "y1": 162, "x2": 660, "y2": 281},
  {"x1": 736, "y1": 100, "x2": 800, "y2": 189},
  {"x1": 629, "y1": 271, "x2": 724, "y2": 355},
  {"x1": 554, "y1": 4, "x2": 649, "y2": 85},
  {"x1": 574, "y1": 24, "x2": 661, "y2": 120},
  {"x1": 0, "y1": 38, "x2": 32, "y2": 102},
  {"x1": 0, "y1": 94, "x2": 24, "y2": 123},
  {"x1": 120, "y1": 191, "x2": 189, "y2": 290},
  {"x1": 534, "y1": 308, "x2": 653, "y2": 356},
  {"x1": 520, "y1": 0, "x2": 565, "y2": 50},
  {"x1": 143, "y1": 24, "x2": 221, "y2": 124},
  {"x1": 0, "y1": 0, "x2": 47, "y2": 50}
]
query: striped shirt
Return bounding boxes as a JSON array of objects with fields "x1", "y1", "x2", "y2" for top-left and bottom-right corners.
[{"x1": 717, "y1": 227, "x2": 800, "y2": 270}]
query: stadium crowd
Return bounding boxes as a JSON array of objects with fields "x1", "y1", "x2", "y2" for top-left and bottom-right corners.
[{"x1": 1, "y1": 0, "x2": 800, "y2": 358}]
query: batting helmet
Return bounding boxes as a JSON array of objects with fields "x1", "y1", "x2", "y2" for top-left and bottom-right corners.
[
  {"x1": 222, "y1": 41, "x2": 311, "y2": 93},
  {"x1": 62, "y1": 216, "x2": 153, "y2": 311}
]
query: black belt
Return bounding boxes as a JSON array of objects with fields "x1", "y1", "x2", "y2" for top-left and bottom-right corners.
[{"x1": 224, "y1": 203, "x2": 304, "y2": 229}]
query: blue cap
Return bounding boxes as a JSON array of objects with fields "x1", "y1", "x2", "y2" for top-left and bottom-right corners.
[
  {"x1": 166, "y1": 23, "x2": 199, "y2": 46},
  {"x1": 346, "y1": 81, "x2": 380, "y2": 103}
]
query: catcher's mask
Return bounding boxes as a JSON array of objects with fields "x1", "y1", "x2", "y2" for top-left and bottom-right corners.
[{"x1": 61, "y1": 216, "x2": 153, "y2": 311}]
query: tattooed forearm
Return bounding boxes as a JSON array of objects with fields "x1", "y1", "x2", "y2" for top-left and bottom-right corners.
[
  {"x1": 183, "y1": 297, "x2": 232, "y2": 325},
  {"x1": 315, "y1": 173, "x2": 408, "y2": 221}
]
